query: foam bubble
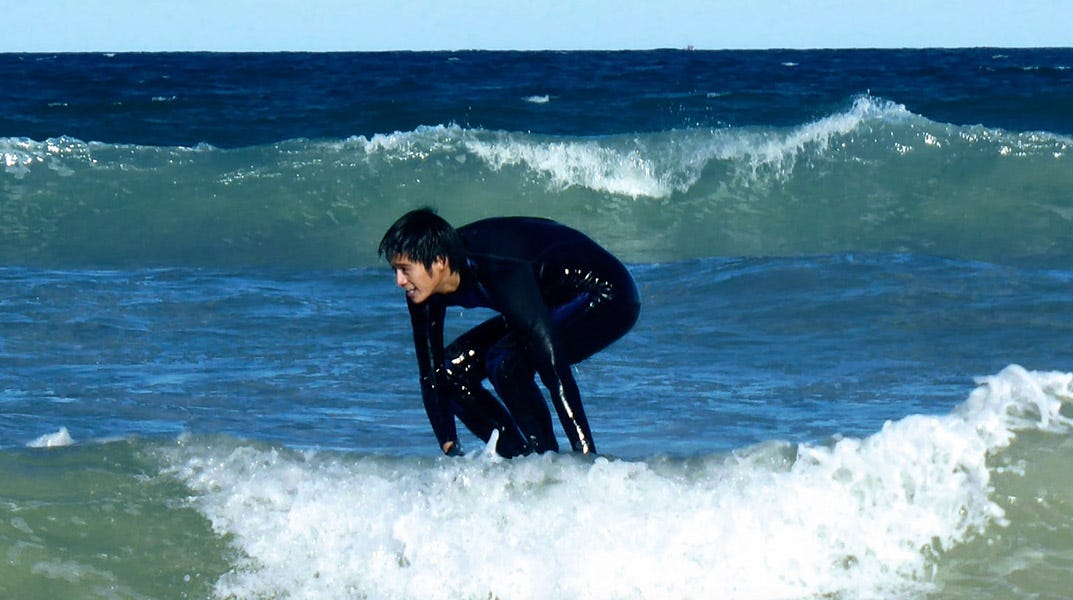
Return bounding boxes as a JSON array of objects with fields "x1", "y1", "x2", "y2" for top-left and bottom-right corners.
[{"x1": 27, "y1": 427, "x2": 75, "y2": 448}]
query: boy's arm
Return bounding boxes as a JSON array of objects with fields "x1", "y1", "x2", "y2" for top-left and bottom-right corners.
[{"x1": 408, "y1": 298, "x2": 459, "y2": 453}]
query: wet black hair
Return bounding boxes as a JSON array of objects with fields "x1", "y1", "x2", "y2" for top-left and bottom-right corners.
[{"x1": 378, "y1": 207, "x2": 465, "y2": 272}]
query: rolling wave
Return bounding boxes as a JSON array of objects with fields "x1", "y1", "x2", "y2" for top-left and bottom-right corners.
[{"x1": 2, "y1": 97, "x2": 1071, "y2": 268}]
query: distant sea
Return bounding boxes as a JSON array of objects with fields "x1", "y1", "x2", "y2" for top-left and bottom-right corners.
[{"x1": 2, "y1": 49, "x2": 1072, "y2": 599}]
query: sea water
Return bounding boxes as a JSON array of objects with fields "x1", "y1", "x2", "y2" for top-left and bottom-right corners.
[{"x1": 2, "y1": 50, "x2": 1073, "y2": 599}]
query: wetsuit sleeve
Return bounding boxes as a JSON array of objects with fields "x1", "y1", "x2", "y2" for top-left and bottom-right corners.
[
  {"x1": 408, "y1": 298, "x2": 458, "y2": 451},
  {"x1": 484, "y1": 262, "x2": 596, "y2": 454}
]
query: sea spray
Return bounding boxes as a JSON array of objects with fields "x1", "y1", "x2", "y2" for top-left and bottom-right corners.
[{"x1": 25, "y1": 427, "x2": 75, "y2": 448}]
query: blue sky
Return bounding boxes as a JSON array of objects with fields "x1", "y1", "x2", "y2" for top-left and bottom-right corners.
[{"x1": 3, "y1": 0, "x2": 1071, "y2": 52}]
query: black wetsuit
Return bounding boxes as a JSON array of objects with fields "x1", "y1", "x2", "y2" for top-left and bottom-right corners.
[{"x1": 407, "y1": 217, "x2": 640, "y2": 457}]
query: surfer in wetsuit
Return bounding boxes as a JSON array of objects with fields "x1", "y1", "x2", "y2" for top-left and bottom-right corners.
[{"x1": 378, "y1": 208, "x2": 640, "y2": 458}]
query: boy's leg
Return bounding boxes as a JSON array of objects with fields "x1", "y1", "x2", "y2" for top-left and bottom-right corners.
[
  {"x1": 442, "y1": 317, "x2": 532, "y2": 457},
  {"x1": 486, "y1": 340, "x2": 559, "y2": 453}
]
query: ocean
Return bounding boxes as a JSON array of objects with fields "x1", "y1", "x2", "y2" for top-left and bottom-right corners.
[{"x1": 1, "y1": 49, "x2": 1072, "y2": 599}]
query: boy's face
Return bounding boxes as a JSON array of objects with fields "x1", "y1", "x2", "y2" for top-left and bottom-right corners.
[{"x1": 389, "y1": 255, "x2": 450, "y2": 304}]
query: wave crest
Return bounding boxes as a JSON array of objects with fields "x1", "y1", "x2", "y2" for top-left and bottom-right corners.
[{"x1": 3, "y1": 98, "x2": 1072, "y2": 268}]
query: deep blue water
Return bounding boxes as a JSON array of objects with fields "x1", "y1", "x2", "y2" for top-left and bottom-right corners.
[
  {"x1": 4, "y1": 49, "x2": 1073, "y2": 147},
  {"x1": 2, "y1": 49, "x2": 1073, "y2": 599}
]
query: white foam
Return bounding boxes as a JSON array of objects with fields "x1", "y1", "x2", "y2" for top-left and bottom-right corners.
[
  {"x1": 2, "y1": 137, "x2": 47, "y2": 178},
  {"x1": 165, "y1": 366, "x2": 1072, "y2": 600},
  {"x1": 331, "y1": 98, "x2": 955, "y2": 202},
  {"x1": 26, "y1": 427, "x2": 75, "y2": 449},
  {"x1": 355, "y1": 124, "x2": 464, "y2": 157},
  {"x1": 461, "y1": 95, "x2": 912, "y2": 199},
  {"x1": 725, "y1": 95, "x2": 911, "y2": 180},
  {"x1": 1, "y1": 136, "x2": 97, "y2": 179},
  {"x1": 466, "y1": 134, "x2": 681, "y2": 198}
]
